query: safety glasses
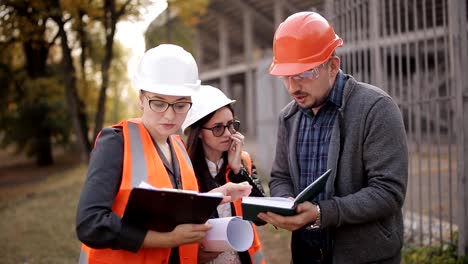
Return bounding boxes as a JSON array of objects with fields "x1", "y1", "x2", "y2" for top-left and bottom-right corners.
[
  {"x1": 202, "y1": 120, "x2": 240, "y2": 137},
  {"x1": 280, "y1": 61, "x2": 328, "y2": 82}
]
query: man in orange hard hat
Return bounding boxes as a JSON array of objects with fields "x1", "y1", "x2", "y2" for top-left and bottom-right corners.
[{"x1": 258, "y1": 12, "x2": 408, "y2": 264}]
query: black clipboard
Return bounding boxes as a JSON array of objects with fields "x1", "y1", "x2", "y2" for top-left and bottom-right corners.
[{"x1": 122, "y1": 188, "x2": 223, "y2": 232}]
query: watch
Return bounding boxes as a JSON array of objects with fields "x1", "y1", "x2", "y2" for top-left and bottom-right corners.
[{"x1": 307, "y1": 202, "x2": 321, "y2": 230}]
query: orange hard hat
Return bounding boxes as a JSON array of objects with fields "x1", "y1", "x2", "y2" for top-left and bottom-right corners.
[{"x1": 269, "y1": 12, "x2": 343, "y2": 76}]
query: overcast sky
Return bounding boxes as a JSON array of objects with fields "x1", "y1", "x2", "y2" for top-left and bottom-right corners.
[{"x1": 115, "y1": 0, "x2": 167, "y2": 82}]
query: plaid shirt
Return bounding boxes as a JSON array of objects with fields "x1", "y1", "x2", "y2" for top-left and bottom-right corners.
[{"x1": 296, "y1": 70, "x2": 347, "y2": 201}]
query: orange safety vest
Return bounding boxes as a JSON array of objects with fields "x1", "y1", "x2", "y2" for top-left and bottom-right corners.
[
  {"x1": 79, "y1": 118, "x2": 199, "y2": 264},
  {"x1": 226, "y1": 151, "x2": 266, "y2": 264}
]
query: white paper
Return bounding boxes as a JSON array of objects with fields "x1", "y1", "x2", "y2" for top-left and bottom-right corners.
[
  {"x1": 201, "y1": 217, "x2": 254, "y2": 252},
  {"x1": 241, "y1": 196, "x2": 294, "y2": 209},
  {"x1": 241, "y1": 169, "x2": 332, "y2": 210},
  {"x1": 137, "y1": 181, "x2": 223, "y2": 198},
  {"x1": 138, "y1": 181, "x2": 158, "y2": 190}
]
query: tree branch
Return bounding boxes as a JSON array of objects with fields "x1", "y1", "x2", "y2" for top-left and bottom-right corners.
[
  {"x1": 116, "y1": 0, "x2": 132, "y2": 19},
  {"x1": 48, "y1": 30, "x2": 61, "y2": 48},
  {"x1": 0, "y1": 37, "x2": 18, "y2": 47}
]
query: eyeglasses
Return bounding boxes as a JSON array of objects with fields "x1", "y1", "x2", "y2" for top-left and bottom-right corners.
[
  {"x1": 144, "y1": 94, "x2": 192, "y2": 113},
  {"x1": 202, "y1": 120, "x2": 240, "y2": 137},
  {"x1": 280, "y1": 61, "x2": 328, "y2": 82}
]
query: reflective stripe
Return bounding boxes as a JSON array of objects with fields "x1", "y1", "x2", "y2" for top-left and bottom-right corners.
[
  {"x1": 81, "y1": 120, "x2": 199, "y2": 263},
  {"x1": 79, "y1": 249, "x2": 88, "y2": 264},
  {"x1": 171, "y1": 135, "x2": 193, "y2": 169},
  {"x1": 128, "y1": 122, "x2": 148, "y2": 187},
  {"x1": 241, "y1": 152, "x2": 252, "y2": 175},
  {"x1": 252, "y1": 249, "x2": 264, "y2": 264}
]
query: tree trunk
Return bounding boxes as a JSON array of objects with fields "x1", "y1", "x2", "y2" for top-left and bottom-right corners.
[
  {"x1": 23, "y1": 40, "x2": 48, "y2": 78},
  {"x1": 36, "y1": 116, "x2": 53, "y2": 166},
  {"x1": 93, "y1": 38, "x2": 114, "y2": 139},
  {"x1": 23, "y1": 37, "x2": 54, "y2": 166},
  {"x1": 54, "y1": 17, "x2": 91, "y2": 161},
  {"x1": 93, "y1": 0, "x2": 117, "y2": 139},
  {"x1": 166, "y1": 3, "x2": 171, "y2": 42},
  {"x1": 78, "y1": 10, "x2": 89, "y2": 98}
]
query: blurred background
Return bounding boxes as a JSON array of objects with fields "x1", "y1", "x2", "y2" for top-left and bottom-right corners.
[{"x1": 1, "y1": 0, "x2": 467, "y2": 263}]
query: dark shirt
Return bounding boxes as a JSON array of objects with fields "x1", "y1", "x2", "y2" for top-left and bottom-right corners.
[
  {"x1": 296, "y1": 70, "x2": 347, "y2": 201},
  {"x1": 292, "y1": 71, "x2": 347, "y2": 264},
  {"x1": 76, "y1": 127, "x2": 182, "y2": 263}
]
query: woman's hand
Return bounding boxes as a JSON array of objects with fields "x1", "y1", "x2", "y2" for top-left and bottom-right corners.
[
  {"x1": 227, "y1": 132, "x2": 244, "y2": 174},
  {"x1": 210, "y1": 182, "x2": 252, "y2": 203},
  {"x1": 142, "y1": 223, "x2": 212, "y2": 248}
]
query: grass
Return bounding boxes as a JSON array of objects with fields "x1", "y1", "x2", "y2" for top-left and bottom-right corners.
[
  {"x1": 5, "y1": 153, "x2": 466, "y2": 264},
  {"x1": 5, "y1": 155, "x2": 466, "y2": 264},
  {"x1": 0, "y1": 165, "x2": 86, "y2": 263},
  {"x1": 402, "y1": 241, "x2": 468, "y2": 264},
  {"x1": 0, "y1": 163, "x2": 291, "y2": 264}
]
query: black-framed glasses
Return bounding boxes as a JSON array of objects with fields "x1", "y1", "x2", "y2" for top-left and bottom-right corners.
[
  {"x1": 143, "y1": 94, "x2": 192, "y2": 113},
  {"x1": 202, "y1": 120, "x2": 240, "y2": 137}
]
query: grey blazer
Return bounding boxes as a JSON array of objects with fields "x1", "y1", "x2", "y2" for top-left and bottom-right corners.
[{"x1": 269, "y1": 75, "x2": 408, "y2": 263}]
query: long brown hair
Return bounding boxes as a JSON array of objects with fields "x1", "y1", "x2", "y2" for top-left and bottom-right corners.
[{"x1": 185, "y1": 105, "x2": 235, "y2": 192}]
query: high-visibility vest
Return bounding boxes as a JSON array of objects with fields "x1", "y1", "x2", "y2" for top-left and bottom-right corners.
[
  {"x1": 79, "y1": 118, "x2": 199, "y2": 264},
  {"x1": 226, "y1": 151, "x2": 266, "y2": 264}
]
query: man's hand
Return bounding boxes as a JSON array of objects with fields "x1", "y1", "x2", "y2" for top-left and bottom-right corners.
[{"x1": 257, "y1": 201, "x2": 319, "y2": 231}]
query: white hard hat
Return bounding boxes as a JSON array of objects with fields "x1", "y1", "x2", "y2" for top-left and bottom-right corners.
[
  {"x1": 181, "y1": 85, "x2": 236, "y2": 134},
  {"x1": 132, "y1": 44, "x2": 201, "y2": 96}
]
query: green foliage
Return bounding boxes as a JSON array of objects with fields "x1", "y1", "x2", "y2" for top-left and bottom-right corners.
[
  {"x1": 0, "y1": 1, "x2": 72, "y2": 164},
  {"x1": 403, "y1": 236, "x2": 468, "y2": 264},
  {"x1": 0, "y1": 69, "x2": 71, "y2": 156},
  {"x1": 0, "y1": 0, "x2": 149, "y2": 162},
  {"x1": 145, "y1": 16, "x2": 196, "y2": 52},
  {"x1": 145, "y1": 0, "x2": 210, "y2": 52},
  {"x1": 169, "y1": 0, "x2": 210, "y2": 27},
  {"x1": 105, "y1": 42, "x2": 139, "y2": 125}
]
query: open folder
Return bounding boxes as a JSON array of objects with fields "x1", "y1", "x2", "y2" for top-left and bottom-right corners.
[
  {"x1": 241, "y1": 169, "x2": 332, "y2": 223},
  {"x1": 122, "y1": 182, "x2": 223, "y2": 232}
]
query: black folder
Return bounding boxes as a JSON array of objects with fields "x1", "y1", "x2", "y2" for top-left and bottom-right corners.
[
  {"x1": 122, "y1": 188, "x2": 223, "y2": 232},
  {"x1": 241, "y1": 169, "x2": 332, "y2": 224}
]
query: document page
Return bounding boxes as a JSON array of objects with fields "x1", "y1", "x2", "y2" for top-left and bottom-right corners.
[
  {"x1": 241, "y1": 169, "x2": 332, "y2": 223},
  {"x1": 138, "y1": 181, "x2": 223, "y2": 198},
  {"x1": 242, "y1": 196, "x2": 294, "y2": 209},
  {"x1": 202, "y1": 217, "x2": 254, "y2": 252}
]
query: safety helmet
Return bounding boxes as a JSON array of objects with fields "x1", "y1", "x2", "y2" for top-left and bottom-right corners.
[
  {"x1": 269, "y1": 12, "x2": 344, "y2": 76},
  {"x1": 132, "y1": 44, "x2": 201, "y2": 96},
  {"x1": 181, "y1": 85, "x2": 236, "y2": 134}
]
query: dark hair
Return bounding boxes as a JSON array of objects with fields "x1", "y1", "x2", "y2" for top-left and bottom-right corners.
[{"x1": 185, "y1": 105, "x2": 235, "y2": 192}]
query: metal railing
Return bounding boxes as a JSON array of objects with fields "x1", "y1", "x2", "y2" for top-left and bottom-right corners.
[
  {"x1": 255, "y1": 0, "x2": 468, "y2": 255},
  {"x1": 329, "y1": 0, "x2": 468, "y2": 254}
]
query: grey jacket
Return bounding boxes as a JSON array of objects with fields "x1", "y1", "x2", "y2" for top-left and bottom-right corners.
[{"x1": 269, "y1": 75, "x2": 408, "y2": 263}]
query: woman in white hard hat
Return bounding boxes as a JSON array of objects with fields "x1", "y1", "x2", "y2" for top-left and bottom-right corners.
[
  {"x1": 182, "y1": 85, "x2": 266, "y2": 264},
  {"x1": 76, "y1": 44, "x2": 251, "y2": 264}
]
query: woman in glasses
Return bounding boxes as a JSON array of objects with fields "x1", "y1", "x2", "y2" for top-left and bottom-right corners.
[
  {"x1": 76, "y1": 45, "x2": 251, "y2": 264},
  {"x1": 182, "y1": 85, "x2": 266, "y2": 264}
]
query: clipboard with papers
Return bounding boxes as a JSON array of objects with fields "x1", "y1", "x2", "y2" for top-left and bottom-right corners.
[{"x1": 122, "y1": 182, "x2": 223, "y2": 232}]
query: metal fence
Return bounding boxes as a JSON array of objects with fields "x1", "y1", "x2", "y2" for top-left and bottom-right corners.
[{"x1": 256, "y1": 0, "x2": 468, "y2": 255}]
